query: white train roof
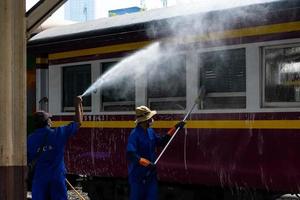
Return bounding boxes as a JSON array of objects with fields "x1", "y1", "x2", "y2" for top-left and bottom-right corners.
[{"x1": 30, "y1": 0, "x2": 279, "y2": 42}]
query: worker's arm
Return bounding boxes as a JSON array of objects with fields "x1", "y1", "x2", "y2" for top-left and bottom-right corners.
[
  {"x1": 127, "y1": 131, "x2": 155, "y2": 169},
  {"x1": 74, "y1": 96, "x2": 83, "y2": 126},
  {"x1": 127, "y1": 151, "x2": 155, "y2": 170}
]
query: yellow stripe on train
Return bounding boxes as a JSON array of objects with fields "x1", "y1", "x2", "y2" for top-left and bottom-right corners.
[
  {"x1": 49, "y1": 41, "x2": 150, "y2": 60},
  {"x1": 176, "y1": 21, "x2": 300, "y2": 44},
  {"x1": 52, "y1": 120, "x2": 300, "y2": 129}
]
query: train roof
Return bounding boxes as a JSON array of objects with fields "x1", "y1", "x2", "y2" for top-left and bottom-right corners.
[
  {"x1": 29, "y1": 4, "x2": 208, "y2": 42},
  {"x1": 28, "y1": 0, "x2": 300, "y2": 54},
  {"x1": 30, "y1": 0, "x2": 290, "y2": 42}
]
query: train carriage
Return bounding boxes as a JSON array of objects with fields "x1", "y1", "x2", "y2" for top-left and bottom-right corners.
[{"x1": 28, "y1": 0, "x2": 300, "y2": 199}]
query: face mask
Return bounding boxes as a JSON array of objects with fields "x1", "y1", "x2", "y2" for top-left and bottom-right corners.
[
  {"x1": 47, "y1": 118, "x2": 52, "y2": 127},
  {"x1": 148, "y1": 118, "x2": 154, "y2": 127}
]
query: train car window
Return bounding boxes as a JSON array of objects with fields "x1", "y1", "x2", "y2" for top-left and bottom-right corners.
[
  {"x1": 101, "y1": 62, "x2": 135, "y2": 111},
  {"x1": 147, "y1": 55, "x2": 186, "y2": 110},
  {"x1": 199, "y1": 48, "x2": 246, "y2": 109},
  {"x1": 63, "y1": 65, "x2": 91, "y2": 112},
  {"x1": 263, "y1": 45, "x2": 300, "y2": 106}
]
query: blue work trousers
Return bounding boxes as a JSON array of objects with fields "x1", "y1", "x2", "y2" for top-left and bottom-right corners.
[
  {"x1": 129, "y1": 178, "x2": 158, "y2": 200},
  {"x1": 32, "y1": 175, "x2": 67, "y2": 200}
]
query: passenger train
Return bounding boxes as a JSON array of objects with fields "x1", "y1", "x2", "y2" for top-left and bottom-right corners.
[{"x1": 27, "y1": 0, "x2": 300, "y2": 199}]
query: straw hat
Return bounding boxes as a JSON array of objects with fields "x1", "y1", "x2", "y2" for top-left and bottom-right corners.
[{"x1": 135, "y1": 106, "x2": 157, "y2": 124}]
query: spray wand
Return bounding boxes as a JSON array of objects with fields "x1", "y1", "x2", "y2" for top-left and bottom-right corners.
[{"x1": 154, "y1": 86, "x2": 206, "y2": 165}]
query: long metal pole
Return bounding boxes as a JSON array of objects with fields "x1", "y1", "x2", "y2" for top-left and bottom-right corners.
[
  {"x1": 154, "y1": 87, "x2": 206, "y2": 165},
  {"x1": 154, "y1": 102, "x2": 197, "y2": 164}
]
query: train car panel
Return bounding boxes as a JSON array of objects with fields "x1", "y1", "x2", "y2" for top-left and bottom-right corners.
[{"x1": 27, "y1": 0, "x2": 300, "y2": 199}]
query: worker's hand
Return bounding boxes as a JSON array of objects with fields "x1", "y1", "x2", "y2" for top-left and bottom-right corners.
[
  {"x1": 147, "y1": 162, "x2": 156, "y2": 171},
  {"x1": 175, "y1": 121, "x2": 186, "y2": 130},
  {"x1": 74, "y1": 96, "x2": 83, "y2": 105}
]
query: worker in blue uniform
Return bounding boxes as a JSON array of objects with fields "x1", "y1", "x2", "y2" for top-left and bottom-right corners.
[
  {"x1": 127, "y1": 105, "x2": 185, "y2": 200},
  {"x1": 27, "y1": 96, "x2": 83, "y2": 200}
]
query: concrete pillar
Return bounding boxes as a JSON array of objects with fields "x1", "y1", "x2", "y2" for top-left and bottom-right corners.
[{"x1": 0, "y1": 0, "x2": 26, "y2": 199}]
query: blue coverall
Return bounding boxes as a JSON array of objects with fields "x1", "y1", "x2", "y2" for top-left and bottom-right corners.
[
  {"x1": 127, "y1": 125, "x2": 169, "y2": 200},
  {"x1": 27, "y1": 122, "x2": 79, "y2": 200}
]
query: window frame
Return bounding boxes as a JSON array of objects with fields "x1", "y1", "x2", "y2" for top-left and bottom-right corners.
[
  {"x1": 198, "y1": 48, "x2": 247, "y2": 110},
  {"x1": 62, "y1": 64, "x2": 92, "y2": 112},
  {"x1": 262, "y1": 43, "x2": 300, "y2": 108},
  {"x1": 146, "y1": 53, "x2": 187, "y2": 111},
  {"x1": 99, "y1": 60, "x2": 136, "y2": 113},
  {"x1": 48, "y1": 61, "x2": 97, "y2": 116}
]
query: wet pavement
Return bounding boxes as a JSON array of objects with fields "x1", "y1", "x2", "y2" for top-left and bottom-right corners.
[
  {"x1": 67, "y1": 187, "x2": 90, "y2": 200},
  {"x1": 27, "y1": 187, "x2": 90, "y2": 200},
  {"x1": 27, "y1": 190, "x2": 300, "y2": 200}
]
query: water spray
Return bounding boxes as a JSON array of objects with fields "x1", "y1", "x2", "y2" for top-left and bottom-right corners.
[{"x1": 80, "y1": 42, "x2": 162, "y2": 97}]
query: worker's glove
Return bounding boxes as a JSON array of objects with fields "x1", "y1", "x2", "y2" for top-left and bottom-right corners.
[
  {"x1": 175, "y1": 121, "x2": 186, "y2": 130},
  {"x1": 139, "y1": 157, "x2": 155, "y2": 169},
  {"x1": 167, "y1": 121, "x2": 186, "y2": 136}
]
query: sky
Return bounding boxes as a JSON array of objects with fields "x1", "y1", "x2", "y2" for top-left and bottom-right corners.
[
  {"x1": 26, "y1": 0, "x2": 177, "y2": 19},
  {"x1": 26, "y1": 0, "x2": 278, "y2": 21},
  {"x1": 95, "y1": 0, "x2": 177, "y2": 18}
]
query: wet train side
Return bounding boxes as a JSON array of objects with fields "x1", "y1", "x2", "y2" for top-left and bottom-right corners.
[{"x1": 28, "y1": 0, "x2": 300, "y2": 199}]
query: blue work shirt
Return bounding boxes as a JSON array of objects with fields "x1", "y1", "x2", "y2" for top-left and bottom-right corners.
[
  {"x1": 27, "y1": 122, "x2": 79, "y2": 181},
  {"x1": 127, "y1": 125, "x2": 168, "y2": 183}
]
